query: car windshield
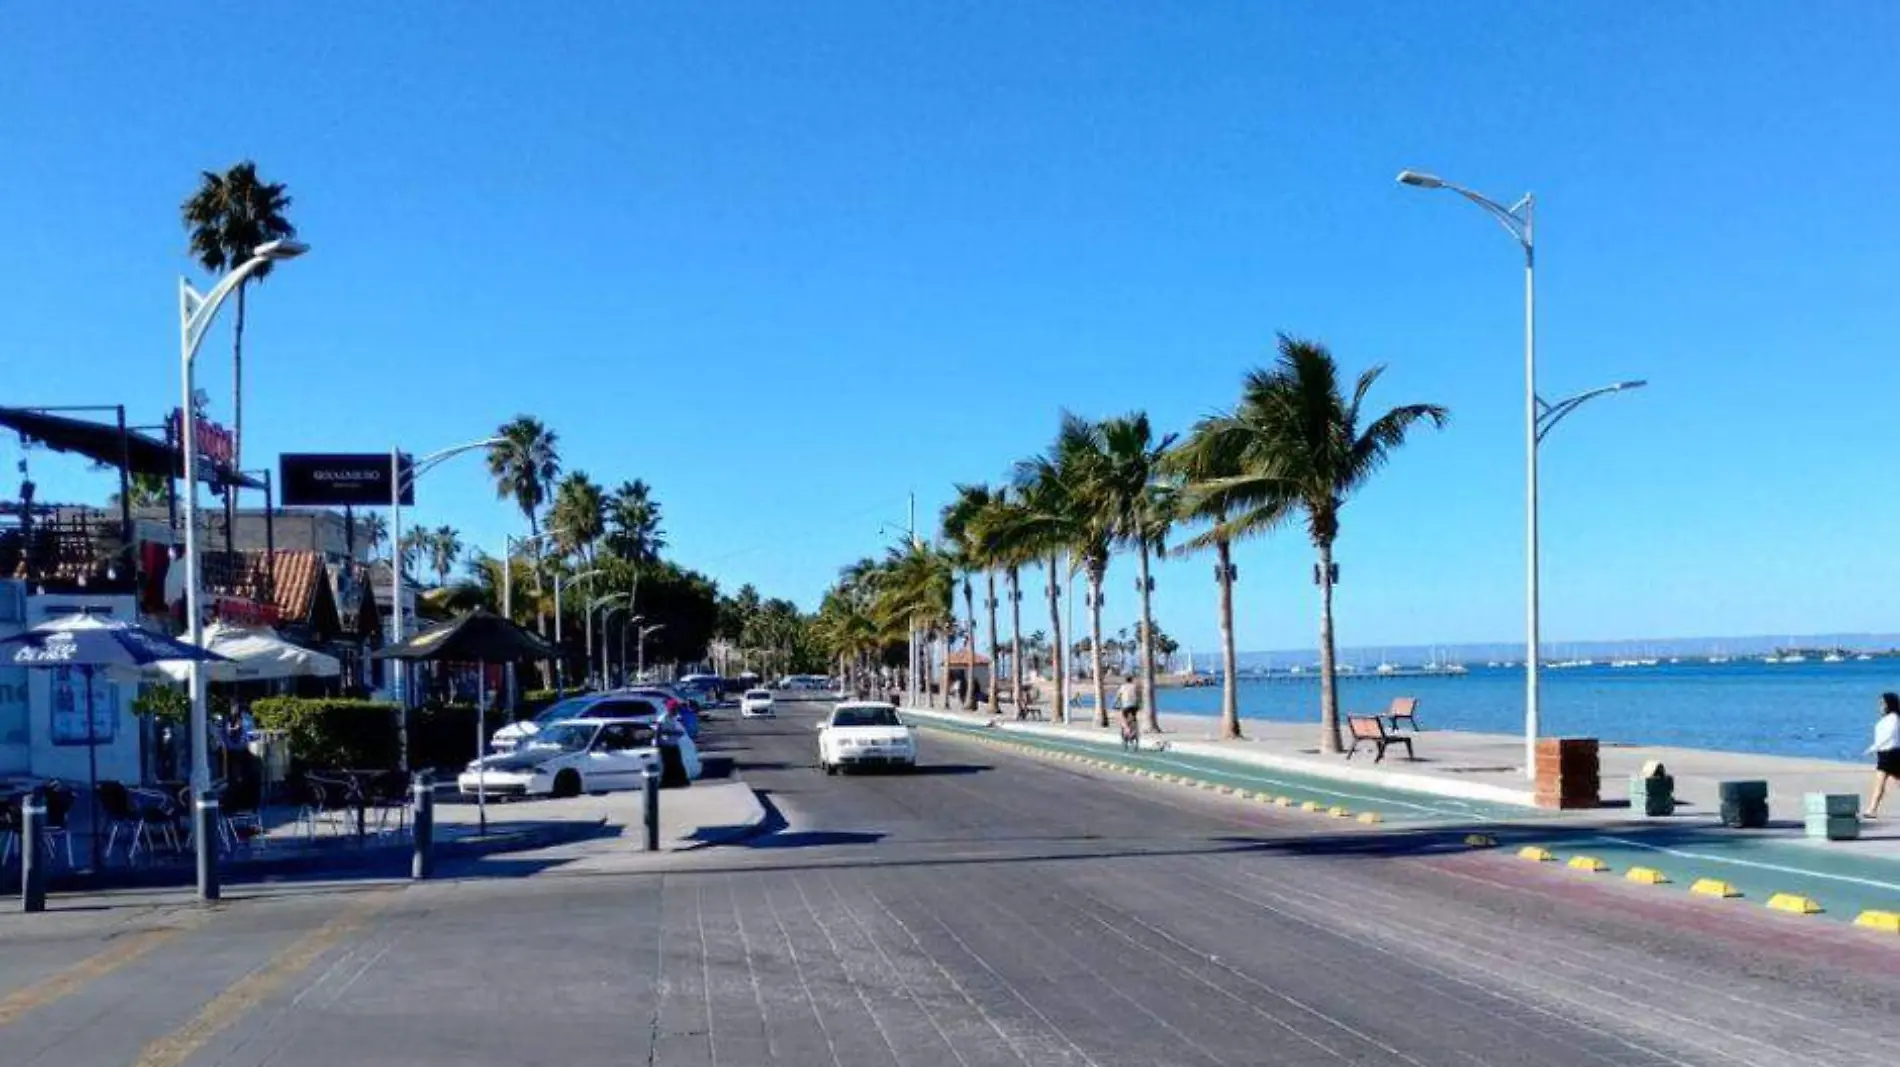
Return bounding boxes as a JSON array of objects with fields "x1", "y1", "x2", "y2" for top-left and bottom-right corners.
[
  {"x1": 526, "y1": 722, "x2": 597, "y2": 752},
  {"x1": 533, "y1": 697, "x2": 597, "y2": 726},
  {"x1": 832, "y1": 706, "x2": 900, "y2": 728},
  {"x1": 746, "y1": 690, "x2": 771, "y2": 699}
]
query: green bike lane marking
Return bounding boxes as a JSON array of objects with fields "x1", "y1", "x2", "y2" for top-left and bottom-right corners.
[
  {"x1": 906, "y1": 714, "x2": 1546, "y2": 824},
  {"x1": 908, "y1": 714, "x2": 1900, "y2": 928}
]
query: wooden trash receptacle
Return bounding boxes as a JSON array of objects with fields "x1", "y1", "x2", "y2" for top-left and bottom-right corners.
[{"x1": 1534, "y1": 738, "x2": 1600, "y2": 809}]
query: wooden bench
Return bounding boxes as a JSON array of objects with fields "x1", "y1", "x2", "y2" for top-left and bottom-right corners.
[
  {"x1": 1385, "y1": 697, "x2": 1421, "y2": 731},
  {"x1": 1346, "y1": 715, "x2": 1414, "y2": 763}
]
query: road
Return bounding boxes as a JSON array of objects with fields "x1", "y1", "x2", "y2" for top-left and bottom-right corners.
[{"x1": 3, "y1": 699, "x2": 1897, "y2": 1066}]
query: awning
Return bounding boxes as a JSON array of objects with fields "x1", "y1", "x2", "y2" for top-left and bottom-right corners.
[
  {"x1": 0, "y1": 406, "x2": 264, "y2": 490},
  {"x1": 155, "y1": 622, "x2": 341, "y2": 682}
]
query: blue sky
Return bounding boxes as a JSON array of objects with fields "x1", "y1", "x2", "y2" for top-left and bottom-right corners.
[{"x1": 6, "y1": 4, "x2": 1899, "y2": 654}]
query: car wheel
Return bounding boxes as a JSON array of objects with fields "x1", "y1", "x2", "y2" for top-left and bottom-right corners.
[
  {"x1": 823, "y1": 762, "x2": 837, "y2": 776},
  {"x1": 552, "y1": 769, "x2": 582, "y2": 798}
]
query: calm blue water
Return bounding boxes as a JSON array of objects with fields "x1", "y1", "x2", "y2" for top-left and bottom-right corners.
[{"x1": 1149, "y1": 660, "x2": 1897, "y2": 762}]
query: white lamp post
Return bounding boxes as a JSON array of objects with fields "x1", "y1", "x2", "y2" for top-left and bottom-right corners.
[
  {"x1": 389, "y1": 435, "x2": 503, "y2": 768},
  {"x1": 178, "y1": 238, "x2": 305, "y2": 899},
  {"x1": 552, "y1": 568, "x2": 602, "y2": 697},
  {"x1": 637, "y1": 623, "x2": 666, "y2": 680},
  {"x1": 1399, "y1": 167, "x2": 1543, "y2": 776},
  {"x1": 587, "y1": 591, "x2": 628, "y2": 689}
]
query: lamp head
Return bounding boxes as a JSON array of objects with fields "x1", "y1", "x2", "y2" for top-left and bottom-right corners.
[
  {"x1": 253, "y1": 239, "x2": 309, "y2": 261},
  {"x1": 1616, "y1": 380, "x2": 1649, "y2": 391},
  {"x1": 1396, "y1": 169, "x2": 1445, "y2": 189}
]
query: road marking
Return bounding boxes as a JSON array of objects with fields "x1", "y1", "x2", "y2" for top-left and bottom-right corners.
[
  {"x1": 0, "y1": 921, "x2": 197, "y2": 1028},
  {"x1": 1589, "y1": 834, "x2": 1900, "y2": 894},
  {"x1": 131, "y1": 890, "x2": 395, "y2": 1067}
]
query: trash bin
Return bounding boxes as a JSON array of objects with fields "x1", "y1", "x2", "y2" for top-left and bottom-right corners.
[
  {"x1": 1718, "y1": 780, "x2": 1769, "y2": 828},
  {"x1": 1629, "y1": 761, "x2": 1675, "y2": 816}
]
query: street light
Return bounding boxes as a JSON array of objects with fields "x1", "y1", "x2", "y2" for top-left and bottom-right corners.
[
  {"x1": 587, "y1": 592, "x2": 628, "y2": 689},
  {"x1": 552, "y1": 568, "x2": 603, "y2": 697},
  {"x1": 1399, "y1": 166, "x2": 1545, "y2": 777},
  {"x1": 637, "y1": 623, "x2": 666, "y2": 680},
  {"x1": 389, "y1": 436, "x2": 504, "y2": 744},
  {"x1": 178, "y1": 237, "x2": 306, "y2": 900},
  {"x1": 619, "y1": 615, "x2": 645, "y2": 686},
  {"x1": 1537, "y1": 381, "x2": 1646, "y2": 443},
  {"x1": 501, "y1": 531, "x2": 555, "y2": 710}
]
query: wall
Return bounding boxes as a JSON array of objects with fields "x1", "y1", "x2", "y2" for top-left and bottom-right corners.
[
  {"x1": 0, "y1": 580, "x2": 25, "y2": 775},
  {"x1": 25, "y1": 593, "x2": 142, "y2": 785}
]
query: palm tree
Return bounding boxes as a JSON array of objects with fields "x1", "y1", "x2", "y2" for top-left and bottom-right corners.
[
  {"x1": 605, "y1": 480, "x2": 666, "y2": 565},
  {"x1": 968, "y1": 488, "x2": 1020, "y2": 714},
  {"x1": 1044, "y1": 414, "x2": 1118, "y2": 728},
  {"x1": 549, "y1": 472, "x2": 606, "y2": 566},
  {"x1": 1214, "y1": 335, "x2": 1448, "y2": 752},
  {"x1": 181, "y1": 161, "x2": 296, "y2": 479},
  {"x1": 399, "y1": 527, "x2": 429, "y2": 579},
  {"x1": 870, "y1": 541, "x2": 953, "y2": 707},
  {"x1": 1166, "y1": 414, "x2": 1289, "y2": 740},
  {"x1": 1000, "y1": 425, "x2": 1094, "y2": 725},
  {"x1": 429, "y1": 525, "x2": 463, "y2": 589},
  {"x1": 941, "y1": 484, "x2": 996, "y2": 711},
  {"x1": 1095, "y1": 412, "x2": 1178, "y2": 732},
  {"x1": 487, "y1": 416, "x2": 561, "y2": 621},
  {"x1": 358, "y1": 512, "x2": 388, "y2": 561}
]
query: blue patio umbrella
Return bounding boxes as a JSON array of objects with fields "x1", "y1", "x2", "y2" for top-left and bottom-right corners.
[{"x1": 0, "y1": 613, "x2": 228, "y2": 870}]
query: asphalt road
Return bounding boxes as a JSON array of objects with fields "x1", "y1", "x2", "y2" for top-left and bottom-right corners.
[{"x1": 3, "y1": 699, "x2": 1897, "y2": 1067}]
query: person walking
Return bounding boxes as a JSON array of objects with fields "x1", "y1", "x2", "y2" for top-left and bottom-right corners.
[
  {"x1": 1115, "y1": 673, "x2": 1141, "y2": 751},
  {"x1": 1863, "y1": 691, "x2": 1900, "y2": 819}
]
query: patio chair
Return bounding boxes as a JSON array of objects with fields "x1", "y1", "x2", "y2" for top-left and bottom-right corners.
[
  {"x1": 365, "y1": 772, "x2": 411, "y2": 838},
  {"x1": 0, "y1": 799, "x2": 17, "y2": 868},
  {"x1": 97, "y1": 781, "x2": 177, "y2": 861},
  {"x1": 293, "y1": 775, "x2": 352, "y2": 839},
  {"x1": 38, "y1": 781, "x2": 77, "y2": 869},
  {"x1": 216, "y1": 775, "x2": 266, "y2": 852}
]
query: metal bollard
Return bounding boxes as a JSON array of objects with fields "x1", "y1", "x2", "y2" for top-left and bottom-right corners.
[
  {"x1": 20, "y1": 793, "x2": 45, "y2": 913},
  {"x1": 642, "y1": 768, "x2": 660, "y2": 852},
  {"x1": 411, "y1": 773, "x2": 435, "y2": 880},
  {"x1": 195, "y1": 792, "x2": 221, "y2": 902}
]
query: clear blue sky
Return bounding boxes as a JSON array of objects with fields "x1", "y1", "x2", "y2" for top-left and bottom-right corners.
[{"x1": 6, "y1": 4, "x2": 1899, "y2": 655}]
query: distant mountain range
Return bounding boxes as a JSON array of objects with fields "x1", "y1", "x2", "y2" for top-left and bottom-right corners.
[{"x1": 1185, "y1": 634, "x2": 1900, "y2": 671}]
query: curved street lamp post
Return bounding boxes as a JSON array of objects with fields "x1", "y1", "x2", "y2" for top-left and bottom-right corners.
[{"x1": 179, "y1": 238, "x2": 307, "y2": 901}]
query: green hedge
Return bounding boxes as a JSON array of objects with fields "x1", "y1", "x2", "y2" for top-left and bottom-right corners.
[{"x1": 253, "y1": 698, "x2": 401, "y2": 771}]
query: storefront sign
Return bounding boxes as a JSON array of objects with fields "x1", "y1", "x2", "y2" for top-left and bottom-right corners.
[
  {"x1": 48, "y1": 665, "x2": 117, "y2": 746},
  {"x1": 168, "y1": 408, "x2": 235, "y2": 469},
  {"x1": 279, "y1": 453, "x2": 414, "y2": 507}
]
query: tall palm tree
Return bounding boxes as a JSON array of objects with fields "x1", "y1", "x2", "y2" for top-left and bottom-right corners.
[
  {"x1": 1045, "y1": 414, "x2": 1117, "y2": 728},
  {"x1": 429, "y1": 525, "x2": 463, "y2": 589},
  {"x1": 605, "y1": 479, "x2": 666, "y2": 565},
  {"x1": 181, "y1": 161, "x2": 296, "y2": 480},
  {"x1": 870, "y1": 541, "x2": 954, "y2": 707},
  {"x1": 940, "y1": 484, "x2": 996, "y2": 711},
  {"x1": 1001, "y1": 424, "x2": 1093, "y2": 724},
  {"x1": 399, "y1": 527, "x2": 429, "y2": 579},
  {"x1": 1166, "y1": 413, "x2": 1294, "y2": 741},
  {"x1": 1096, "y1": 412, "x2": 1178, "y2": 732},
  {"x1": 486, "y1": 416, "x2": 561, "y2": 620},
  {"x1": 549, "y1": 472, "x2": 606, "y2": 566},
  {"x1": 1216, "y1": 335, "x2": 1448, "y2": 753},
  {"x1": 968, "y1": 488, "x2": 1021, "y2": 714}
]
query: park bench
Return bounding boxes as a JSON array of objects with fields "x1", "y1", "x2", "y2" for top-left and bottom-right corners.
[
  {"x1": 1385, "y1": 697, "x2": 1421, "y2": 731},
  {"x1": 1346, "y1": 715, "x2": 1415, "y2": 763}
]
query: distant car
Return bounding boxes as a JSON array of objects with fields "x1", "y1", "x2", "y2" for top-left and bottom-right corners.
[
  {"x1": 816, "y1": 702, "x2": 915, "y2": 774},
  {"x1": 458, "y1": 717, "x2": 701, "y2": 798},
  {"x1": 489, "y1": 693, "x2": 669, "y2": 753},
  {"x1": 740, "y1": 689, "x2": 775, "y2": 718}
]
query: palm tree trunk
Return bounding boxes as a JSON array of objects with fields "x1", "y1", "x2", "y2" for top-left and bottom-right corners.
[
  {"x1": 962, "y1": 577, "x2": 978, "y2": 711},
  {"x1": 1217, "y1": 536, "x2": 1241, "y2": 740},
  {"x1": 1008, "y1": 567, "x2": 1024, "y2": 712},
  {"x1": 985, "y1": 571, "x2": 1001, "y2": 714},
  {"x1": 1317, "y1": 538, "x2": 1343, "y2": 753},
  {"x1": 939, "y1": 631, "x2": 952, "y2": 709},
  {"x1": 1046, "y1": 553, "x2": 1066, "y2": 723},
  {"x1": 1136, "y1": 541, "x2": 1161, "y2": 734},
  {"x1": 1089, "y1": 568, "x2": 1108, "y2": 729}
]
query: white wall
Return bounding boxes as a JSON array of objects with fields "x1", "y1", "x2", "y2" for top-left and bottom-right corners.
[
  {"x1": 0, "y1": 580, "x2": 26, "y2": 775},
  {"x1": 25, "y1": 593, "x2": 143, "y2": 785}
]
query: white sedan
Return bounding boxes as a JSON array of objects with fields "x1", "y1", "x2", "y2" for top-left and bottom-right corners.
[
  {"x1": 740, "y1": 689, "x2": 776, "y2": 718},
  {"x1": 458, "y1": 718, "x2": 702, "y2": 798},
  {"x1": 817, "y1": 702, "x2": 916, "y2": 774}
]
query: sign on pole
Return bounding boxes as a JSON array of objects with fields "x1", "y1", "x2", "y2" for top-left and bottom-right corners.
[{"x1": 279, "y1": 453, "x2": 414, "y2": 507}]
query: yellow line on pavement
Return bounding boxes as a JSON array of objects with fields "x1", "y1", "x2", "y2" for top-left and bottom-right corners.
[
  {"x1": 0, "y1": 921, "x2": 198, "y2": 1028},
  {"x1": 132, "y1": 890, "x2": 396, "y2": 1067}
]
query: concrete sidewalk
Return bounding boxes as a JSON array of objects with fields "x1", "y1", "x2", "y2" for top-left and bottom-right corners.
[{"x1": 434, "y1": 779, "x2": 767, "y2": 851}]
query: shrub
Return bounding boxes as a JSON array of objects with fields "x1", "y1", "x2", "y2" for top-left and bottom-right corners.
[{"x1": 253, "y1": 698, "x2": 401, "y2": 772}]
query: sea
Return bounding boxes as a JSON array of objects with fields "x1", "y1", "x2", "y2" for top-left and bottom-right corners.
[{"x1": 1148, "y1": 659, "x2": 1896, "y2": 763}]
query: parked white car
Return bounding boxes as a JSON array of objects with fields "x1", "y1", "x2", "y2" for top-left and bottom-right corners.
[
  {"x1": 816, "y1": 702, "x2": 916, "y2": 774},
  {"x1": 740, "y1": 689, "x2": 776, "y2": 717},
  {"x1": 458, "y1": 718, "x2": 702, "y2": 798}
]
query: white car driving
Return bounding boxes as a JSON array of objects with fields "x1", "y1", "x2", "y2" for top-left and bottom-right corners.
[
  {"x1": 740, "y1": 689, "x2": 776, "y2": 717},
  {"x1": 458, "y1": 717, "x2": 702, "y2": 798},
  {"x1": 817, "y1": 702, "x2": 916, "y2": 774}
]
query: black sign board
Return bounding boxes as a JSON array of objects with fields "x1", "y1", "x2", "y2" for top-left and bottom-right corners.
[{"x1": 279, "y1": 453, "x2": 415, "y2": 507}]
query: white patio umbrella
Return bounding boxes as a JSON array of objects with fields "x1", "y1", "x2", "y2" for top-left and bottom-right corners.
[{"x1": 156, "y1": 622, "x2": 341, "y2": 683}]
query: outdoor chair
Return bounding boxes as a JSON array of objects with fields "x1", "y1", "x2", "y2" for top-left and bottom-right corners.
[
  {"x1": 97, "y1": 781, "x2": 178, "y2": 861},
  {"x1": 365, "y1": 772, "x2": 411, "y2": 837},
  {"x1": 0, "y1": 799, "x2": 18, "y2": 868},
  {"x1": 216, "y1": 775, "x2": 266, "y2": 852},
  {"x1": 294, "y1": 775, "x2": 353, "y2": 839},
  {"x1": 37, "y1": 781, "x2": 77, "y2": 869}
]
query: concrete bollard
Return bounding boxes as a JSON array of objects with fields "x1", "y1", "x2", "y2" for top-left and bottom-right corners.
[
  {"x1": 411, "y1": 773, "x2": 435, "y2": 880},
  {"x1": 20, "y1": 793, "x2": 46, "y2": 914},
  {"x1": 642, "y1": 768, "x2": 661, "y2": 853},
  {"x1": 195, "y1": 793, "x2": 221, "y2": 902}
]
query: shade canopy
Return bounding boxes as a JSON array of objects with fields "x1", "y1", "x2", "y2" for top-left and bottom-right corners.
[
  {"x1": 155, "y1": 622, "x2": 341, "y2": 683},
  {"x1": 0, "y1": 613, "x2": 229, "y2": 671},
  {"x1": 0, "y1": 406, "x2": 264, "y2": 490},
  {"x1": 372, "y1": 609, "x2": 556, "y2": 663}
]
